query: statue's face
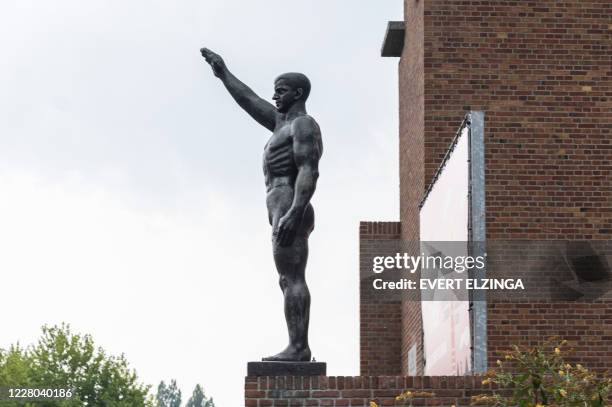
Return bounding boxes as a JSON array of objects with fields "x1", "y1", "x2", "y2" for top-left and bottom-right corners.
[{"x1": 273, "y1": 79, "x2": 301, "y2": 113}]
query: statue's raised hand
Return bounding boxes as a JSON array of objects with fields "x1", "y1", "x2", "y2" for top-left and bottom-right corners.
[{"x1": 200, "y1": 48, "x2": 227, "y2": 78}]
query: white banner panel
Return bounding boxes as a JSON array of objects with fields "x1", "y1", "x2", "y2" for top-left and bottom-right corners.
[
  {"x1": 420, "y1": 126, "x2": 469, "y2": 242},
  {"x1": 420, "y1": 125, "x2": 471, "y2": 376}
]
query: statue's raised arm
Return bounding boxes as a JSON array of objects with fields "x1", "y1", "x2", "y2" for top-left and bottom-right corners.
[{"x1": 201, "y1": 48, "x2": 277, "y2": 132}]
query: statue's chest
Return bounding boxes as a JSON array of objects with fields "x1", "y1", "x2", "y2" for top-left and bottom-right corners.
[{"x1": 264, "y1": 127, "x2": 293, "y2": 158}]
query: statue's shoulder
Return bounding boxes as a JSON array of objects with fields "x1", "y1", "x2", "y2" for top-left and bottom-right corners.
[
  {"x1": 292, "y1": 115, "x2": 323, "y2": 157},
  {"x1": 292, "y1": 114, "x2": 320, "y2": 136}
]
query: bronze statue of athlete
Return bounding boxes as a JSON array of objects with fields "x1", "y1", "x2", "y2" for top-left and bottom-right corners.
[{"x1": 201, "y1": 48, "x2": 322, "y2": 362}]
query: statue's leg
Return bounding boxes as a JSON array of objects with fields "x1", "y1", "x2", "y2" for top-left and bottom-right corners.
[
  {"x1": 270, "y1": 233, "x2": 311, "y2": 361},
  {"x1": 264, "y1": 187, "x2": 314, "y2": 361}
]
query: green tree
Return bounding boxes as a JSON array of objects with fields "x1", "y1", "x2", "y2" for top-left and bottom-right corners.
[
  {"x1": 156, "y1": 379, "x2": 181, "y2": 407},
  {"x1": 0, "y1": 344, "x2": 32, "y2": 388},
  {"x1": 186, "y1": 384, "x2": 215, "y2": 407},
  {"x1": 0, "y1": 324, "x2": 154, "y2": 407}
]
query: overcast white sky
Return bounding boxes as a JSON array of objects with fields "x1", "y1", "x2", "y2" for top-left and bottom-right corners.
[{"x1": 0, "y1": 1, "x2": 401, "y2": 405}]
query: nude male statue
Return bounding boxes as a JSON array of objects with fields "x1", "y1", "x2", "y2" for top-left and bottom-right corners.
[{"x1": 201, "y1": 48, "x2": 322, "y2": 362}]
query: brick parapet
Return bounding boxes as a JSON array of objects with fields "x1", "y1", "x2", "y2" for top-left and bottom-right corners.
[{"x1": 244, "y1": 375, "x2": 499, "y2": 407}]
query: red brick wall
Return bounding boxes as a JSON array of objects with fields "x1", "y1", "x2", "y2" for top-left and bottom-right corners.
[
  {"x1": 244, "y1": 375, "x2": 499, "y2": 407},
  {"x1": 398, "y1": 0, "x2": 425, "y2": 377},
  {"x1": 359, "y1": 222, "x2": 402, "y2": 376},
  {"x1": 487, "y1": 301, "x2": 612, "y2": 371},
  {"x1": 395, "y1": 0, "x2": 612, "y2": 372},
  {"x1": 421, "y1": 0, "x2": 612, "y2": 240}
]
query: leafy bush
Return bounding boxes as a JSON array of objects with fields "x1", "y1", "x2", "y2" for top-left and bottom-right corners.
[{"x1": 472, "y1": 339, "x2": 611, "y2": 407}]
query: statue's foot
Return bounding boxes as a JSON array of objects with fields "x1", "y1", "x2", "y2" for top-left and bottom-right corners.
[{"x1": 262, "y1": 346, "x2": 311, "y2": 362}]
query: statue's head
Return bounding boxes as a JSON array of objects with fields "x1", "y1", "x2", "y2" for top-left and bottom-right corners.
[{"x1": 273, "y1": 72, "x2": 311, "y2": 113}]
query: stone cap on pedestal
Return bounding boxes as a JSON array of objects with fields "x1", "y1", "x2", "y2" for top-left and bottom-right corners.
[{"x1": 247, "y1": 361, "x2": 326, "y2": 377}]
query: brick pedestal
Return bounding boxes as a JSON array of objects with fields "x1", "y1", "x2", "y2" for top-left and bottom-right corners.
[{"x1": 244, "y1": 375, "x2": 499, "y2": 407}]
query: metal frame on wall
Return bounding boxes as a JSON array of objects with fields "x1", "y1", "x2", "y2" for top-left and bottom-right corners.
[
  {"x1": 467, "y1": 111, "x2": 487, "y2": 374},
  {"x1": 418, "y1": 111, "x2": 487, "y2": 375}
]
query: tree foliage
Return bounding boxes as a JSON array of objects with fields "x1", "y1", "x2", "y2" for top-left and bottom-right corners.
[
  {"x1": 185, "y1": 384, "x2": 215, "y2": 407},
  {"x1": 0, "y1": 325, "x2": 217, "y2": 407},
  {"x1": 0, "y1": 324, "x2": 154, "y2": 406},
  {"x1": 156, "y1": 379, "x2": 182, "y2": 407}
]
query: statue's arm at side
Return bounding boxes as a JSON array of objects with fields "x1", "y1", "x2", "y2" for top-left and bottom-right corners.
[
  {"x1": 275, "y1": 117, "x2": 322, "y2": 246},
  {"x1": 289, "y1": 117, "x2": 321, "y2": 215},
  {"x1": 201, "y1": 47, "x2": 277, "y2": 132}
]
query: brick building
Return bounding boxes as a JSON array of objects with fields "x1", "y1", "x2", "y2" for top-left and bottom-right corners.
[
  {"x1": 361, "y1": 0, "x2": 612, "y2": 377},
  {"x1": 246, "y1": 1, "x2": 611, "y2": 405}
]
